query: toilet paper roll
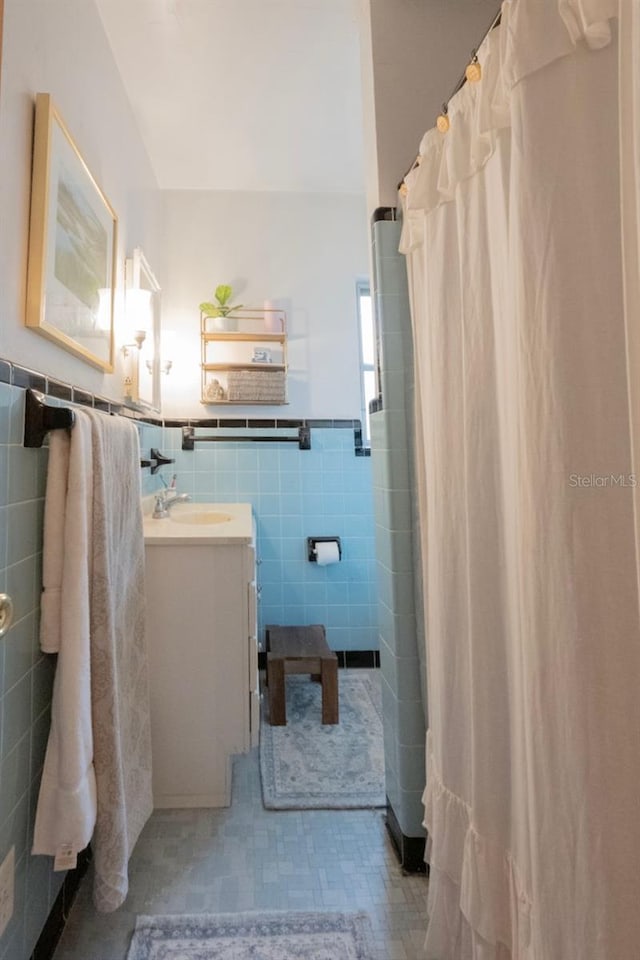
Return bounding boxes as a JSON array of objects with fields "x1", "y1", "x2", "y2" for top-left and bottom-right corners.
[{"x1": 315, "y1": 541, "x2": 340, "y2": 566}]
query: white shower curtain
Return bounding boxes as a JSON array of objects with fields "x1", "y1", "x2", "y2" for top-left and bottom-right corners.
[{"x1": 401, "y1": 2, "x2": 640, "y2": 958}]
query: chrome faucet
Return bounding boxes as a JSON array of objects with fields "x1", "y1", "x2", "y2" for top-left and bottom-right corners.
[{"x1": 152, "y1": 490, "x2": 191, "y2": 519}]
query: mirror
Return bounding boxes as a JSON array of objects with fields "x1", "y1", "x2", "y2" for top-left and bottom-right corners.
[{"x1": 124, "y1": 247, "x2": 161, "y2": 412}]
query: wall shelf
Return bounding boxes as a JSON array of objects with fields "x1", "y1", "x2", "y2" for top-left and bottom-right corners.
[
  {"x1": 203, "y1": 362, "x2": 287, "y2": 372},
  {"x1": 202, "y1": 332, "x2": 286, "y2": 343},
  {"x1": 201, "y1": 308, "x2": 288, "y2": 405}
]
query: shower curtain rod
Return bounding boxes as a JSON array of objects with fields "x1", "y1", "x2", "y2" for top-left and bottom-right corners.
[{"x1": 398, "y1": 6, "x2": 502, "y2": 191}]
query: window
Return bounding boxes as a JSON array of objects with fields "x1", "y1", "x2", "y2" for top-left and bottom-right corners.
[{"x1": 356, "y1": 280, "x2": 376, "y2": 443}]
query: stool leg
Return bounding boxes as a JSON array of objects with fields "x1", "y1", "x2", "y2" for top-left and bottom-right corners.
[
  {"x1": 268, "y1": 657, "x2": 286, "y2": 725},
  {"x1": 321, "y1": 658, "x2": 339, "y2": 724}
]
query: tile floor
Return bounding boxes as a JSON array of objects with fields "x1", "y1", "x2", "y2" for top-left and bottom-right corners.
[{"x1": 52, "y1": 744, "x2": 429, "y2": 959}]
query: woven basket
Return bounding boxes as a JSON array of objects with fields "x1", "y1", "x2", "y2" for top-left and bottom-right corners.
[{"x1": 227, "y1": 369, "x2": 286, "y2": 403}]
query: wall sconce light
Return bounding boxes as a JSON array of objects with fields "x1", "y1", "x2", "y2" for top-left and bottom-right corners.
[
  {"x1": 122, "y1": 289, "x2": 153, "y2": 401},
  {"x1": 144, "y1": 358, "x2": 172, "y2": 375},
  {"x1": 147, "y1": 358, "x2": 172, "y2": 375}
]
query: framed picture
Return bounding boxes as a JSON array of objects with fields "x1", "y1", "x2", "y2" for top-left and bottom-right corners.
[{"x1": 25, "y1": 93, "x2": 117, "y2": 371}]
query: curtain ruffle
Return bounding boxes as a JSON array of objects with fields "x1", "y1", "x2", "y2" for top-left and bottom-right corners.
[
  {"x1": 423, "y1": 732, "x2": 533, "y2": 960},
  {"x1": 401, "y1": 0, "x2": 617, "y2": 220}
]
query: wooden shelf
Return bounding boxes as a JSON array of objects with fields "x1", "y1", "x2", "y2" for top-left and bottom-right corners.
[
  {"x1": 201, "y1": 307, "x2": 288, "y2": 405},
  {"x1": 202, "y1": 332, "x2": 286, "y2": 343},
  {"x1": 200, "y1": 399, "x2": 290, "y2": 406},
  {"x1": 203, "y1": 362, "x2": 286, "y2": 372}
]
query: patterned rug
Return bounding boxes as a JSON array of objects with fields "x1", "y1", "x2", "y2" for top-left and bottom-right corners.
[
  {"x1": 126, "y1": 910, "x2": 376, "y2": 959},
  {"x1": 259, "y1": 671, "x2": 385, "y2": 809}
]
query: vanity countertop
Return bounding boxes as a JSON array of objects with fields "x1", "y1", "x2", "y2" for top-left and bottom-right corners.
[{"x1": 143, "y1": 502, "x2": 254, "y2": 545}]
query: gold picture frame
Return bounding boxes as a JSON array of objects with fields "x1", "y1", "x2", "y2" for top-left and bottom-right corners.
[{"x1": 25, "y1": 93, "x2": 117, "y2": 371}]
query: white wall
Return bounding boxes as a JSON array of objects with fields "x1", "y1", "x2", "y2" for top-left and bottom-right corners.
[
  {"x1": 359, "y1": 0, "x2": 499, "y2": 212},
  {"x1": 0, "y1": 0, "x2": 162, "y2": 398},
  {"x1": 161, "y1": 190, "x2": 369, "y2": 420}
]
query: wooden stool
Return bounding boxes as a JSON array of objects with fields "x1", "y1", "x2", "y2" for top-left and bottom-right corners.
[{"x1": 266, "y1": 624, "x2": 339, "y2": 726}]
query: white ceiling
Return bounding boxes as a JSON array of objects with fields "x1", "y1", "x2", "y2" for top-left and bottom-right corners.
[{"x1": 94, "y1": 0, "x2": 365, "y2": 194}]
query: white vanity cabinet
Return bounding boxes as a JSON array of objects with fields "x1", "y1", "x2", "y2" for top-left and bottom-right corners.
[{"x1": 143, "y1": 503, "x2": 258, "y2": 808}]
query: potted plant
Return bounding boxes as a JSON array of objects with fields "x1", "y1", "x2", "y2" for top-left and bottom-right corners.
[{"x1": 199, "y1": 284, "x2": 243, "y2": 332}]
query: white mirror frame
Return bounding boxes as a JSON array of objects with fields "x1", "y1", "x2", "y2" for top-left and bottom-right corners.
[{"x1": 124, "y1": 247, "x2": 161, "y2": 412}]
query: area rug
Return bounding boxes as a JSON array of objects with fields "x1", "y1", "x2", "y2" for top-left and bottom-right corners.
[
  {"x1": 126, "y1": 910, "x2": 376, "y2": 959},
  {"x1": 259, "y1": 671, "x2": 385, "y2": 809}
]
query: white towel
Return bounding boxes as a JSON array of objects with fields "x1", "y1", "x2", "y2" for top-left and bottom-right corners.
[
  {"x1": 32, "y1": 408, "x2": 153, "y2": 912},
  {"x1": 32, "y1": 411, "x2": 97, "y2": 860},
  {"x1": 85, "y1": 408, "x2": 153, "y2": 912}
]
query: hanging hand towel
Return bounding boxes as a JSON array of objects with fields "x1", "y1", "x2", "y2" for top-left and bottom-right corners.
[
  {"x1": 85, "y1": 409, "x2": 153, "y2": 912},
  {"x1": 32, "y1": 408, "x2": 153, "y2": 913},
  {"x1": 32, "y1": 411, "x2": 98, "y2": 863}
]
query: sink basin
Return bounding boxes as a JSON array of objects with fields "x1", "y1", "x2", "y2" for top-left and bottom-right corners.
[
  {"x1": 144, "y1": 502, "x2": 253, "y2": 544},
  {"x1": 170, "y1": 509, "x2": 233, "y2": 525}
]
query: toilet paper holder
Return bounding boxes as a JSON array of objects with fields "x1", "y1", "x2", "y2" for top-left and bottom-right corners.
[{"x1": 307, "y1": 537, "x2": 342, "y2": 562}]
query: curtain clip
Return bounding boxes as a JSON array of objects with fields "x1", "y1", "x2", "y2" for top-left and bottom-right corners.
[
  {"x1": 436, "y1": 103, "x2": 450, "y2": 134},
  {"x1": 465, "y1": 49, "x2": 482, "y2": 83}
]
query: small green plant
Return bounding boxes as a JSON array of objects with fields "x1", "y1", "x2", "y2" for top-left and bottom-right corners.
[{"x1": 199, "y1": 284, "x2": 243, "y2": 319}]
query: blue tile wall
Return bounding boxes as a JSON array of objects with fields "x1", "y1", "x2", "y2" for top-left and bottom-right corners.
[
  {"x1": 0, "y1": 379, "x2": 162, "y2": 960},
  {"x1": 0, "y1": 382, "x2": 62, "y2": 960},
  {"x1": 371, "y1": 218, "x2": 427, "y2": 841},
  {"x1": 0, "y1": 369, "x2": 376, "y2": 958},
  {"x1": 160, "y1": 425, "x2": 378, "y2": 651}
]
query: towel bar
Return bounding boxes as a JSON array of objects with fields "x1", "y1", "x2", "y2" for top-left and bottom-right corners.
[
  {"x1": 182, "y1": 424, "x2": 311, "y2": 450},
  {"x1": 23, "y1": 389, "x2": 174, "y2": 473}
]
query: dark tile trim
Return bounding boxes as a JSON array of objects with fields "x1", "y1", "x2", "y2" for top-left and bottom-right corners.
[
  {"x1": 71, "y1": 387, "x2": 94, "y2": 407},
  {"x1": 120, "y1": 406, "x2": 142, "y2": 420},
  {"x1": 0, "y1": 356, "x2": 370, "y2": 455},
  {"x1": 344, "y1": 649, "x2": 377, "y2": 669},
  {"x1": 385, "y1": 801, "x2": 427, "y2": 874},
  {"x1": 353, "y1": 423, "x2": 371, "y2": 457},
  {"x1": 46, "y1": 379, "x2": 73, "y2": 401},
  {"x1": 32, "y1": 846, "x2": 92, "y2": 960},
  {"x1": 371, "y1": 206, "x2": 398, "y2": 224},
  {"x1": 306, "y1": 419, "x2": 357, "y2": 428},
  {"x1": 306, "y1": 418, "x2": 333, "y2": 428},
  {"x1": 189, "y1": 417, "x2": 225, "y2": 427},
  {"x1": 258, "y1": 649, "x2": 379, "y2": 672},
  {"x1": 12, "y1": 365, "x2": 46, "y2": 392}
]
